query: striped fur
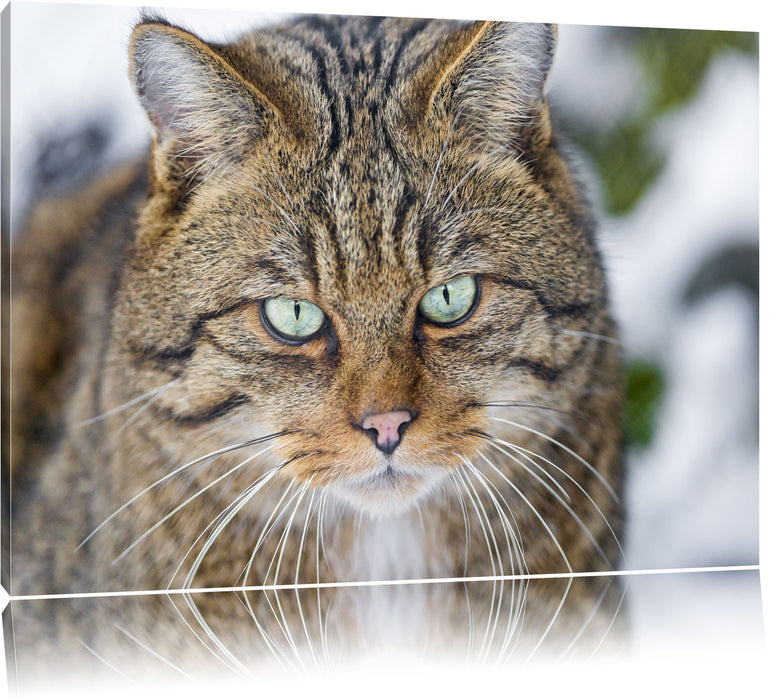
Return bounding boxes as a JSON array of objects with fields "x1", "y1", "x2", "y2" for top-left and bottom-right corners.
[{"x1": 9, "y1": 16, "x2": 625, "y2": 675}]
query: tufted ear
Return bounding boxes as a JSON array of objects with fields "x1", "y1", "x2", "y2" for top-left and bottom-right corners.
[
  {"x1": 416, "y1": 21, "x2": 556, "y2": 156},
  {"x1": 129, "y1": 21, "x2": 273, "y2": 185}
]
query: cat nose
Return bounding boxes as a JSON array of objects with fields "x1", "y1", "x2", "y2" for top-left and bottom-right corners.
[{"x1": 357, "y1": 410, "x2": 413, "y2": 455}]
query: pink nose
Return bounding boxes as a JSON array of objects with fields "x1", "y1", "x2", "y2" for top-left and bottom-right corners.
[{"x1": 359, "y1": 410, "x2": 413, "y2": 455}]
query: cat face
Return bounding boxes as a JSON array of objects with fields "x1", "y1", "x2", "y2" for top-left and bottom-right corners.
[{"x1": 113, "y1": 17, "x2": 611, "y2": 519}]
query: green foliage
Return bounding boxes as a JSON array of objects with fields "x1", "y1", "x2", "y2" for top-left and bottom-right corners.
[
  {"x1": 562, "y1": 29, "x2": 757, "y2": 448},
  {"x1": 624, "y1": 360, "x2": 665, "y2": 449},
  {"x1": 566, "y1": 27, "x2": 758, "y2": 215},
  {"x1": 573, "y1": 119, "x2": 666, "y2": 219},
  {"x1": 631, "y1": 28, "x2": 758, "y2": 114}
]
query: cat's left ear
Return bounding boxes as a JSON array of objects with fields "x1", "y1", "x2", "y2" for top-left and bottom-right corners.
[
  {"x1": 416, "y1": 21, "x2": 557, "y2": 156},
  {"x1": 129, "y1": 20, "x2": 274, "y2": 186}
]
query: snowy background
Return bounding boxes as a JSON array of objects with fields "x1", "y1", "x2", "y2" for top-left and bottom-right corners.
[
  {"x1": 4, "y1": 0, "x2": 765, "y2": 687},
  {"x1": 551, "y1": 25, "x2": 759, "y2": 573}
]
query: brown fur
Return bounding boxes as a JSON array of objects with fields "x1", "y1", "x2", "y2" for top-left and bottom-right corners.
[{"x1": 7, "y1": 15, "x2": 625, "y2": 681}]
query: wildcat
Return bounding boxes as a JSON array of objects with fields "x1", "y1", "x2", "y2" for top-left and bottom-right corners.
[{"x1": 6, "y1": 14, "x2": 625, "y2": 683}]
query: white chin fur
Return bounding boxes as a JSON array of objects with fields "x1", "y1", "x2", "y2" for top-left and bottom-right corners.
[{"x1": 332, "y1": 467, "x2": 447, "y2": 518}]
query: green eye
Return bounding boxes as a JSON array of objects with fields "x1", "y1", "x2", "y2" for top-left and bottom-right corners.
[
  {"x1": 418, "y1": 275, "x2": 479, "y2": 326},
  {"x1": 261, "y1": 298, "x2": 326, "y2": 343}
]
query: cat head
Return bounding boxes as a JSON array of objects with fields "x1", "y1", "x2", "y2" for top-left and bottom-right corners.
[{"x1": 116, "y1": 16, "x2": 608, "y2": 516}]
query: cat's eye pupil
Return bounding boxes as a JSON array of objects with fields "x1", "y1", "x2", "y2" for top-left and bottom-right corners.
[
  {"x1": 418, "y1": 275, "x2": 478, "y2": 327},
  {"x1": 262, "y1": 297, "x2": 326, "y2": 344}
]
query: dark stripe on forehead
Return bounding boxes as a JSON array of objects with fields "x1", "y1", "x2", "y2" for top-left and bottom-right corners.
[
  {"x1": 344, "y1": 94, "x2": 354, "y2": 137},
  {"x1": 296, "y1": 38, "x2": 341, "y2": 162},
  {"x1": 372, "y1": 41, "x2": 383, "y2": 73},
  {"x1": 391, "y1": 183, "x2": 419, "y2": 271},
  {"x1": 362, "y1": 15, "x2": 387, "y2": 40},
  {"x1": 393, "y1": 187, "x2": 418, "y2": 234},
  {"x1": 416, "y1": 211, "x2": 435, "y2": 273},
  {"x1": 250, "y1": 256, "x2": 302, "y2": 286},
  {"x1": 385, "y1": 19, "x2": 432, "y2": 91},
  {"x1": 309, "y1": 189, "x2": 346, "y2": 290},
  {"x1": 371, "y1": 30, "x2": 384, "y2": 73},
  {"x1": 392, "y1": 187, "x2": 419, "y2": 270},
  {"x1": 380, "y1": 122, "x2": 411, "y2": 177},
  {"x1": 300, "y1": 15, "x2": 352, "y2": 79}
]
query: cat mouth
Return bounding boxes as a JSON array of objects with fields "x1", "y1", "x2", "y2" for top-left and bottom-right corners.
[
  {"x1": 367, "y1": 464, "x2": 402, "y2": 488},
  {"x1": 352, "y1": 461, "x2": 407, "y2": 491},
  {"x1": 332, "y1": 461, "x2": 446, "y2": 516}
]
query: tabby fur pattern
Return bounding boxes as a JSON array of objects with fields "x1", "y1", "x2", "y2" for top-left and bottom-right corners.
[{"x1": 7, "y1": 15, "x2": 625, "y2": 678}]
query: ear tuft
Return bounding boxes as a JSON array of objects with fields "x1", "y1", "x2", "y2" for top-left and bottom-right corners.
[
  {"x1": 421, "y1": 22, "x2": 556, "y2": 155},
  {"x1": 129, "y1": 22, "x2": 268, "y2": 183},
  {"x1": 456, "y1": 22, "x2": 555, "y2": 153}
]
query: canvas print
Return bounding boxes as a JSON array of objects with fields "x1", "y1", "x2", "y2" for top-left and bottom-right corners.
[{"x1": 0, "y1": 2, "x2": 761, "y2": 693}]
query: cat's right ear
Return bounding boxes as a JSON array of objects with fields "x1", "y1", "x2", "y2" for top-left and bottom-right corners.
[
  {"x1": 410, "y1": 21, "x2": 557, "y2": 158},
  {"x1": 129, "y1": 21, "x2": 272, "y2": 187}
]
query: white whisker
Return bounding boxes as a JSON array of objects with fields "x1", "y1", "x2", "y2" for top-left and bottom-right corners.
[
  {"x1": 295, "y1": 486, "x2": 322, "y2": 669},
  {"x1": 115, "y1": 388, "x2": 167, "y2": 433},
  {"x1": 456, "y1": 463, "x2": 503, "y2": 665},
  {"x1": 165, "y1": 592, "x2": 250, "y2": 678},
  {"x1": 78, "y1": 640, "x2": 138, "y2": 684},
  {"x1": 504, "y1": 439, "x2": 625, "y2": 561},
  {"x1": 492, "y1": 448, "x2": 613, "y2": 567},
  {"x1": 525, "y1": 575, "x2": 574, "y2": 664},
  {"x1": 72, "y1": 380, "x2": 179, "y2": 428},
  {"x1": 588, "y1": 578, "x2": 628, "y2": 661},
  {"x1": 239, "y1": 478, "x2": 301, "y2": 588},
  {"x1": 556, "y1": 579, "x2": 612, "y2": 662},
  {"x1": 461, "y1": 580, "x2": 475, "y2": 663},
  {"x1": 78, "y1": 432, "x2": 284, "y2": 552},
  {"x1": 461, "y1": 456, "x2": 527, "y2": 664},
  {"x1": 172, "y1": 461, "x2": 281, "y2": 590},
  {"x1": 180, "y1": 591, "x2": 255, "y2": 680},
  {"x1": 490, "y1": 416, "x2": 618, "y2": 501},
  {"x1": 315, "y1": 492, "x2": 330, "y2": 667},
  {"x1": 113, "y1": 623, "x2": 199, "y2": 682},
  {"x1": 477, "y1": 426, "x2": 624, "y2": 564},
  {"x1": 257, "y1": 589, "x2": 301, "y2": 673},
  {"x1": 267, "y1": 483, "x2": 309, "y2": 586},
  {"x1": 488, "y1": 437, "x2": 571, "y2": 503},
  {"x1": 449, "y1": 471, "x2": 472, "y2": 577},
  {"x1": 475, "y1": 450, "x2": 573, "y2": 574},
  {"x1": 267, "y1": 486, "x2": 311, "y2": 673},
  {"x1": 238, "y1": 590, "x2": 296, "y2": 675},
  {"x1": 112, "y1": 446, "x2": 275, "y2": 565},
  {"x1": 558, "y1": 329, "x2": 623, "y2": 347}
]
